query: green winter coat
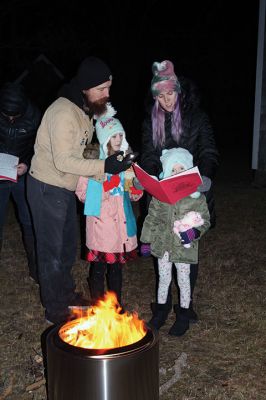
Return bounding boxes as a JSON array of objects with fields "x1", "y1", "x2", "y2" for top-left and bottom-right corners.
[{"x1": 140, "y1": 194, "x2": 210, "y2": 263}]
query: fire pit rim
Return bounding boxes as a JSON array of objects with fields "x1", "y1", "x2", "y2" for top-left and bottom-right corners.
[{"x1": 50, "y1": 322, "x2": 158, "y2": 359}]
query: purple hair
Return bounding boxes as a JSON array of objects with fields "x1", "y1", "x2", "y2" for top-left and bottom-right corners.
[{"x1": 151, "y1": 95, "x2": 182, "y2": 148}]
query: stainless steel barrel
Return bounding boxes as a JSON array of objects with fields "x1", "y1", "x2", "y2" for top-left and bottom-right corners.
[{"x1": 46, "y1": 324, "x2": 159, "y2": 400}]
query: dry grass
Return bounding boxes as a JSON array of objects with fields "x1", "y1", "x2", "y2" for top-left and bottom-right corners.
[{"x1": 1, "y1": 148, "x2": 266, "y2": 399}]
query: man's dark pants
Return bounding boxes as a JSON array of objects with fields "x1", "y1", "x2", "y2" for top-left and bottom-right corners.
[
  {"x1": 27, "y1": 175, "x2": 78, "y2": 323},
  {"x1": 0, "y1": 175, "x2": 34, "y2": 242}
]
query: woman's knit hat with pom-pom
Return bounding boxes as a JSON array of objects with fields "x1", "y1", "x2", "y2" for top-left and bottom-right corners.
[{"x1": 151, "y1": 60, "x2": 181, "y2": 97}]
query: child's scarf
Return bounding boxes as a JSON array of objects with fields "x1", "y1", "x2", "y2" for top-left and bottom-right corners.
[{"x1": 84, "y1": 173, "x2": 136, "y2": 237}]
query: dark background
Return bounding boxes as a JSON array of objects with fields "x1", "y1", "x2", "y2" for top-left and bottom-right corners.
[{"x1": 0, "y1": 0, "x2": 260, "y2": 159}]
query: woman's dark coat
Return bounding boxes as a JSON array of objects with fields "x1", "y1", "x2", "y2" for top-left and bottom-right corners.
[{"x1": 140, "y1": 77, "x2": 219, "y2": 227}]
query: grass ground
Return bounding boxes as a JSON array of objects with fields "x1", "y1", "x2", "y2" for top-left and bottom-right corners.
[{"x1": 1, "y1": 147, "x2": 266, "y2": 399}]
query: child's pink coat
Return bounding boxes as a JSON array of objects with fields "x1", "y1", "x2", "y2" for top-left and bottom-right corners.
[{"x1": 75, "y1": 176, "x2": 138, "y2": 253}]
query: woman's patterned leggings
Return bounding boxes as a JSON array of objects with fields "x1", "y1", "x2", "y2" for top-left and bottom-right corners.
[{"x1": 157, "y1": 251, "x2": 191, "y2": 308}]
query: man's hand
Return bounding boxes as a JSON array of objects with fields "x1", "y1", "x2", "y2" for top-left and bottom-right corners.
[
  {"x1": 17, "y1": 163, "x2": 28, "y2": 176},
  {"x1": 104, "y1": 151, "x2": 133, "y2": 175}
]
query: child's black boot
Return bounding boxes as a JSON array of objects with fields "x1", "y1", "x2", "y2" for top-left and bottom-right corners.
[
  {"x1": 149, "y1": 303, "x2": 171, "y2": 330},
  {"x1": 88, "y1": 261, "x2": 106, "y2": 304},
  {"x1": 168, "y1": 305, "x2": 189, "y2": 336},
  {"x1": 107, "y1": 263, "x2": 123, "y2": 305}
]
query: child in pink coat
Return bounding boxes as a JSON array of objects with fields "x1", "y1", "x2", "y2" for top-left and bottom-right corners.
[{"x1": 76, "y1": 104, "x2": 142, "y2": 306}]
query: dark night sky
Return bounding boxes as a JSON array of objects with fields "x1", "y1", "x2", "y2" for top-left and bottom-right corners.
[{"x1": 0, "y1": 0, "x2": 260, "y2": 155}]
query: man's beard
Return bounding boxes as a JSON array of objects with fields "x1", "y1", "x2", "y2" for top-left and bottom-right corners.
[{"x1": 83, "y1": 95, "x2": 109, "y2": 117}]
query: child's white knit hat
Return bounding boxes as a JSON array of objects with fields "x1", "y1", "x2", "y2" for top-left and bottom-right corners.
[{"x1": 95, "y1": 103, "x2": 129, "y2": 160}]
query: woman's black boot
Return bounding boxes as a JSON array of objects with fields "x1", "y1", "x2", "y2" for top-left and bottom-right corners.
[
  {"x1": 168, "y1": 306, "x2": 189, "y2": 336},
  {"x1": 187, "y1": 301, "x2": 198, "y2": 323}
]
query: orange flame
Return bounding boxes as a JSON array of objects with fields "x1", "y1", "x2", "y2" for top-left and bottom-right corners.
[{"x1": 59, "y1": 292, "x2": 147, "y2": 350}]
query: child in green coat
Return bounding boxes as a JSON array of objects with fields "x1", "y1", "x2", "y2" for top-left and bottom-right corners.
[{"x1": 140, "y1": 147, "x2": 210, "y2": 336}]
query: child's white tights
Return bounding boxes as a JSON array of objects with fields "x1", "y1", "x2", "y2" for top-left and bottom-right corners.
[{"x1": 157, "y1": 251, "x2": 191, "y2": 308}]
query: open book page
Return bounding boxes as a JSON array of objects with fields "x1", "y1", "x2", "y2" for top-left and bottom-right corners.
[
  {"x1": 162, "y1": 166, "x2": 202, "y2": 180},
  {"x1": 133, "y1": 163, "x2": 202, "y2": 204},
  {"x1": 0, "y1": 153, "x2": 19, "y2": 182}
]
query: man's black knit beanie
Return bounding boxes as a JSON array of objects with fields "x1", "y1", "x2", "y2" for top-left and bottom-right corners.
[{"x1": 75, "y1": 56, "x2": 112, "y2": 90}]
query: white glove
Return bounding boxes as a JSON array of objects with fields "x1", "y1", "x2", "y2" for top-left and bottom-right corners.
[
  {"x1": 132, "y1": 177, "x2": 144, "y2": 190},
  {"x1": 198, "y1": 176, "x2": 211, "y2": 192}
]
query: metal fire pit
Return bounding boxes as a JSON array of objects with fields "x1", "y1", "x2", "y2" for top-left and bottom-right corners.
[{"x1": 46, "y1": 322, "x2": 159, "y2": 400}]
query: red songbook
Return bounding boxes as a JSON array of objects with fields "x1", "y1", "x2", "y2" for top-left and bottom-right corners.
[{"x1": 133, "y1": 163, "x2": 202, "y2": 204}]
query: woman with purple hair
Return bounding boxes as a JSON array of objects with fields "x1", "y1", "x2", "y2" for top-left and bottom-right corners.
[{"x1": 139, "y1": 60, "x2": 219, "y2": 328}]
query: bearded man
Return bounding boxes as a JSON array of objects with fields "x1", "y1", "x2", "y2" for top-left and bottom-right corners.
[{"x1": 27, "y1": 57, "x2": 132, "y2": 325}]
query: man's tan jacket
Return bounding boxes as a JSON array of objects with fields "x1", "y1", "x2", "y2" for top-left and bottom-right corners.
[{"x1": 30, "y1": 97, "x2": 104, "y2": 191}]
